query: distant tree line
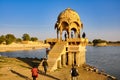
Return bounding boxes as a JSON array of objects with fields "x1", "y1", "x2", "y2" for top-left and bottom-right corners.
[
  {"x1": 92, "y1": 39, "x2": 107, "y2": 44},
  {"x1": 92, "y1": 39, "x2": 107, "y2": 46},
  {"x1": 0, "y1": 33, "x2": 38, "y2": 45},
  {"x1": 108, "y1": 41, "x2": 120, "y2": 43},
  {"x1": 89, "y1": 39, "x2": 120, "y2": 45}
]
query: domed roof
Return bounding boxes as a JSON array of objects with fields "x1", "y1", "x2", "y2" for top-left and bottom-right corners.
[{"x1": 57, "y1": 8, "x2": 80, "y2": 22}]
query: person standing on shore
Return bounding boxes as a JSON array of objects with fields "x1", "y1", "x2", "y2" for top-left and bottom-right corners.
[
  {"x1": 71, "y1": 65, "x2": 79, "y2": 80},
  {"x1": 31, "y1": 65, "x2": 38, "y2": 80},
  {"x1": 46, "y1": 48, "x2": 49, "y2": 59},
  {"x1": 42, "y1": 58, "x2": 48, "y2": 74}
]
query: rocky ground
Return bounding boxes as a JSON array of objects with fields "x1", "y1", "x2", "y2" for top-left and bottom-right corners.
[{"x1": 0, "y1": 56, "x2": 108, "y2": 80}]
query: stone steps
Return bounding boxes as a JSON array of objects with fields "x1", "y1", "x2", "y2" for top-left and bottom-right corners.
[{"x1": 47, "y1": 42, "x2": 67, "y2": 72}]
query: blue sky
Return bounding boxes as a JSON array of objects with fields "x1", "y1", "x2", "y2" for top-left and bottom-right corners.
[{"x1": 0, "y1": 0, "x2": 120, "y2": 41}]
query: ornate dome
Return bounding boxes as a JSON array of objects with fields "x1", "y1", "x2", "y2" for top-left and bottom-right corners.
[
  {"x1": 55, "y1": 8, "x2": 83, "y2": 40},
  {"x1": 57, "y1": 8, "x2": 81, "y2": 22}
]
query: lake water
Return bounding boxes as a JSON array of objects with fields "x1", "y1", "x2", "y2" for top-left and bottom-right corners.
[
  {"x1": 86, "y1": 46, "x2": 120, "y2": 80},
  {"x1": 0, "y1": 46, "x2": 120, "y2": 79}
]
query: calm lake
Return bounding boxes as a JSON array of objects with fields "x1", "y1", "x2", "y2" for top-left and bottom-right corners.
[
  {"x1": 0, "y1": 46, "x2": 120, "y2": 79},
  {"x1": 86, "y1": 46, "x2": 120, "y2": 80}
]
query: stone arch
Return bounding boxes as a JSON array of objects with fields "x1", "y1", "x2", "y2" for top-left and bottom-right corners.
[
  {"x1": 55, "y1": 8, "x2": 83, "y2": 40},
  {"x1": 62, "y1": 30, "x2": 68, "y2": 41},
  {"x1": 70, "y1": 22, "x2": 80, "y2": 38},
  {"x1": 61, "y1": 21, "x2": 69, "y2": 31},
  {"x1": 71, "y1": 28, "x2": 76, "y2": 38}
]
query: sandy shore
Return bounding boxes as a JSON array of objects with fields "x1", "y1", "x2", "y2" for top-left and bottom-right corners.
[
  {"x1": 0, "y1": 56, "x2": 110, "y2": 80},
  {"x1": 0, "y1": 43, "x2": 50, "y2": 52}
]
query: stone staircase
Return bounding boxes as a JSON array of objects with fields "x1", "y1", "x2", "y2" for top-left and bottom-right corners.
[{"x1": 47, "y1": 41, "x2": 67, "y2": 72}]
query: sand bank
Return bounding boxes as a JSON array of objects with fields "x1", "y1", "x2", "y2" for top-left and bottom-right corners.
[
  {"x1": 0, "y1": 43, "x2": 50, "y2": 52},
  {"x1": 0, "y1": 56, "x2": 114, "y2": 80}
]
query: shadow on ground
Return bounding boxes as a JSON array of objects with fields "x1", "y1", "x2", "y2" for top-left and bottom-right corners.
[
  {"x1": 16, "y1": 57, "x2": 60, "y2": 80},
  {"x1": 16, "y1": 57, "x2": 42, "y2": 68},
  {"x1": 38, "y1": 70, "x2": 60, "y2": 80},
  {"x1": 11, "y1": 70, "x2": 32, "y2": 80}
]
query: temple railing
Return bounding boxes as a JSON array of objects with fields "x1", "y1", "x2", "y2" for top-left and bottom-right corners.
[
  {"x1": 67, "y1": 38, "x2": 88, "y2": 43},
  {"x1": 68, "y1": 46, "x2": 79, "y2": 52}
]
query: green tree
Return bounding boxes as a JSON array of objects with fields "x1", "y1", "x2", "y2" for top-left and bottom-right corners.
[
  {"x1": 16, "y1": 38, "x2": 22, "y2": 43},
  {"x1": 92, "y1": 39, "x2": 107, "y2": 46},
  {"x1": 5, "y1": 34, "x2": 16, "y2": 45},
  {"x1": 22, "y1": 33, "x2": 30, "y2": 41},
  {"x1": 93, "y1": 39, "x2": 101, "y2": 43},
  {"x1": 88, "y1": 41, "x2": 92, "y2": 44},
  {"x1": 93, "y1": 39, "x2": 107, "y2": 43},
  {"x1": 31, "y1": 37, "x2": 38, "y2": 41},
  {"x1": 0, "y1": 35, "x2": 5, "y2": 44}
]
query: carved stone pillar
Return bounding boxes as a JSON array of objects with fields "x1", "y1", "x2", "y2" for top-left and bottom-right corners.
[
  {"x1": 79, "y1": 50, "x2": 86, "y2": 66},
  {"x1": 79, "y1": 51, "x2": 83, "y2": 66},
  {"x1": 68, "y1": 29, "x2": 71, "y2": 39},
  {"x1": 76, "y1": 52, "x2": 80, "y2": 66},
  {"x1": 68, "y1": 52, "x2": 72, "y2": 65},
  {"x1": 60, "y1": 27, "x2": 62, "y2": 40},
  {"x1": 82, "y1": 50, "x2": 86, "y2": 64},
  {"x1": 61, "y1": 54, "x2": 66, "y2": 66},
  {"x1": 75, "y1": 31, "x2": 77, "y2": 38},
  {"x1": 57, "y1": 60, "x2": 62, "y2": 68},
  {"x1": 60, "y1": 31, "x2": 62, "y2": 41},
  {"x1": 57, "y1": 30, "x2": 59, "y2": 39},
  {"x1": 72, "y1": 53, "x2": 74, "y2": 65}
]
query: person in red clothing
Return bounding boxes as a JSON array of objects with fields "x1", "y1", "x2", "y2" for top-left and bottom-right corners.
[{"x1": 31, "y1": 65, "x2": 38, "y2": 80}]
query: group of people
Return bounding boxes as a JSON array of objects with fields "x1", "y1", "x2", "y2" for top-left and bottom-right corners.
[
  {"x1": 31, "y1": 62, "x2": 79, "y2": 80},
  {"x1": 31, "y1": 47, "x2": 79, "y2": 80},
  {"x1": 64, "y1": 32, "x2": 74, "y2": 41},
  {"x1": 64, "y1": 32, "x2": 86, "y2": 41},
  {"x1": 31, "y1": 58, "x2": 48, "y2": 80}
]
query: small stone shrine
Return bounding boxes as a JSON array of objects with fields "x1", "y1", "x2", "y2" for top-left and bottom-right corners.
[{"x1": 45, "y1": 8, "x2": 88, "y2": 72}]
